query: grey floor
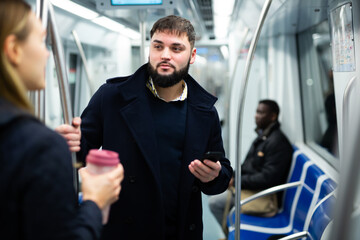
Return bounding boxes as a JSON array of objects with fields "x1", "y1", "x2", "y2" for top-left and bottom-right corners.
[{"x1": 202, "y1": 194, "x2": 226, "y2": 240}]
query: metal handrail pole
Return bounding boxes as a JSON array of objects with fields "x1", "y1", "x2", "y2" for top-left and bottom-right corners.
[
  {"x1": 341, "y1": 76, "x2": 356, "y2": 157},
  {"x1": 28, "y1": 91, "x2": 37, "y2": 116},
  {"x1": 71, "y1": 30, "x2": 95, "y2": 95},
  {"x1": 38, "y1": 90, "x2": 45, "y2": 122},
  {"x1": 138, "y1": 10, "x2": 147, "y2": 65},
  {"x1": 48, "y1": 2, "x2": 78, "y2": 193},
  {"x1": 34, "y1": 0, "x2": 48, "y2": 121},
  {"x1": 36, "y1": 0, "x2": 48, "y2": 28},
  {"x1": 234, "y1": 0, "x2": 273, "y2": 239},
  {"x1": 330, "y1": 77, "x2": 359, "y2": 240}
]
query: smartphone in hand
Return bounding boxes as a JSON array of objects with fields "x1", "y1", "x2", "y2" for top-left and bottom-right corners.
[{"x1": 202, "y1": 151, "x2": 223, "y2": 163}]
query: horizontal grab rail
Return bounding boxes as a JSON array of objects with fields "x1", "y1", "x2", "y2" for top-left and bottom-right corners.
[
  {"x1": 228, "y1": 181, "x2": 302, "y2": 226},
  {"x1": 241, "y1": 181, "x2": 302, "y2": 206},
  {"x1": 277, "y1": 231, "x2": 308, "y2": 240}
]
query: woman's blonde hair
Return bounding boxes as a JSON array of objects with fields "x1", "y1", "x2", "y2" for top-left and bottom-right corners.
[{"x1": 0, "y1": 0, "x2": 33, "y2": 111}]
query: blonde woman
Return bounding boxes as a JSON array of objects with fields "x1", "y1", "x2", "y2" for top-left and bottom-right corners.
[{"x1": 0, "y1": 1, "x2": 124, "y2": 239}]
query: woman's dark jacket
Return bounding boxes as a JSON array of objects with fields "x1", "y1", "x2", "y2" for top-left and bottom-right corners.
[{"x1": 0, "y1": 98, "x2": 102, "y2": 240}]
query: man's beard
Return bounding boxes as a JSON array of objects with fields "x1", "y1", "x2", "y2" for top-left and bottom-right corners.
[{"x1": 147, "y1": 60, "x2": 190, "y2": 88}]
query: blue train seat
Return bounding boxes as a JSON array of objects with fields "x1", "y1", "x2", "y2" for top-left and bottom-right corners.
[
  {"x1": 227, "y1": 149, "x2": 337, "y2": 240},
  {"x1": 275, "y1": 192, "x2": 336, "y2": 240},
  {"x1": 307, "y1": 193, "x2": 336, "y2": 240}
]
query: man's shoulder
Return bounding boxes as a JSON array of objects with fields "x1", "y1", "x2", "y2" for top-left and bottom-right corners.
[
  {"x1": 107, "y1": 64, "x2": 148, "y2": 84},
  {"x1": 106, "y1": 75, "x2": 132, "y2": 84},
  {"x1": 267, "y1": 128, "x2": 292, "y2": 149},
  {"x1": 99, "y1": 74, "x2": 135, "y2": 95},
  {"x1": 105, "y1": 64, "x2": 148, "y2": 89},
  {"x1": 269, "y1": 127, "x2": 289, "y2": 139}
]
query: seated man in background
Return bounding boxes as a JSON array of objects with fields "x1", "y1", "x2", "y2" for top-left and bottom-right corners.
[{"x1": 209, "y1": 99, "x2": 293, "y2": 230}]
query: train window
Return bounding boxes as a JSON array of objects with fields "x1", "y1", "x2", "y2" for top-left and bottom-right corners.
[{"x1": 297, "y1": 20, "x2": 339, "y2": 168}]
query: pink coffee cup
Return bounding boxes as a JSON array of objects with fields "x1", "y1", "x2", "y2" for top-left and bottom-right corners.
[{"x1": 85, "y1": 149, "x2": 120, "y2": 224}]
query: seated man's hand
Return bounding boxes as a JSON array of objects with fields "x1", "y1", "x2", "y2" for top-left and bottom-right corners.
[
  {"x1": 55, "y1": 117, "x2": 81, "y2": 152},
  {"x1": 188, "y1": 159, "x2": 221, "y2": 183}
]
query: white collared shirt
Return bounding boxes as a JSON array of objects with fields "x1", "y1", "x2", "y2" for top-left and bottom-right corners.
[{"x1": 146, "y1": 78, "x2": 188, "y2": 102}]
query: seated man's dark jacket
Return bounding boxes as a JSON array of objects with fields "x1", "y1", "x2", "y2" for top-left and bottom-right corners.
[
  {"x1": 241, "y1": 121, "x2": 293, "y2": 190},
  {"x1": 78, "y1": 63, "x2": 233, "y2": 240},
  {"x1": 0, "y1": 98, "x2": 102, "y2": 240}
]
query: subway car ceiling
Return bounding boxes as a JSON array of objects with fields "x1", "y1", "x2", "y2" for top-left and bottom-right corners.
[
  {"x1": 40, "y1": 0, "x2": 331, "y2": 46},
  {"x1": 98, "y1": 0, "x2": 328, "y2": 38}
]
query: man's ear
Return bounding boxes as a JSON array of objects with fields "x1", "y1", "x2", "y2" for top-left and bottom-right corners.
[
  {"x1": 3, "y1": 34, "x2": 22, "y2": 66},
  {"x1": 190, "y1": 47, "x2": 196, "y2": 64},
  {"x1": 271, "y1": 113, "x2": 277, "y2": 122}
]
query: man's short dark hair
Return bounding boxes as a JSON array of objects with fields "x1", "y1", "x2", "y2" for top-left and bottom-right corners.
[
  {"x1": 259, "y1": 99, "x2": 280, "y2": 118},
  {"x1": 150, "y1": 15, "x2": 196, "y2": 49}
]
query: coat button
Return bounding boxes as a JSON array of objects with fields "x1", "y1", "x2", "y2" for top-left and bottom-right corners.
[
  {"x1": 189, "y1": 224, "x2": 196, "y2": 231},
  {"x1": 129, "y1": 176, "x2": 136, "y2": 183},
  {"x1": 192, "y1": 186, "x2": 199, "y2": 192}
]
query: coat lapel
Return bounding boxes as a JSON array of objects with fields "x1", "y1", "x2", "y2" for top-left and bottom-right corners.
[
  {"x1": 178, "y1": 103, "x2": 213, "y2": 196},
  {"x1": 177, "y1": 75, "x2": 218, "y2": 226},
  {"x1": 116, "y1": 65, "x2": 162, "y2": 191}
]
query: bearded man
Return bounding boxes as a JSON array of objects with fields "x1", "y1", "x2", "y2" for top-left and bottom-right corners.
[{"x1": 57, "y1": 15, "x2": 232, "y2": 240}]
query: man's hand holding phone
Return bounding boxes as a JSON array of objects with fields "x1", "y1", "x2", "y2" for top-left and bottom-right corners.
[
  {"x1": 188, "y1": 151, "x2": 223, "y2": 183},
  {"x1": 201, "y1": 151, "x2": 223, "y2": 163}
]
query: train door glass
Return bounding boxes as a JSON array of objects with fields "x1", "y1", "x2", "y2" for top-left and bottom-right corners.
[{"x1": 297, "y1": 20, "x2": 339, "y2": 168}]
